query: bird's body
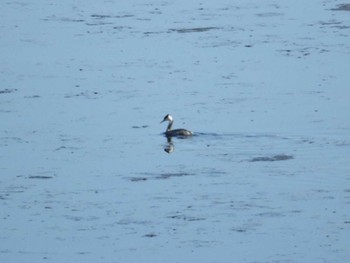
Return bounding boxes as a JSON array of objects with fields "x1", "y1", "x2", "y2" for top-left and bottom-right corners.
[
  {"x1": 165, "y1": 128, "x2": 193, "y2": 137},
  {"x1": 160, "y1": 114, "x2": 193, "y2": 137}
]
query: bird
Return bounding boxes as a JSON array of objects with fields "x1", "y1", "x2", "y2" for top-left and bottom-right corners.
[{"x1": 160, "y1": 114, "x2": 193, "y2": 137}]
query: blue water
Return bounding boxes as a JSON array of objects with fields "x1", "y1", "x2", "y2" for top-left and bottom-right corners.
[{"x1": 1, "y1": 0, "x2": 350, "y2": 262}]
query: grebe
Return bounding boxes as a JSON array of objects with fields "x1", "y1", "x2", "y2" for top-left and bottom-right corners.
[{"x1": 160, "y1": 114, "x2": 193, "y2": 137}]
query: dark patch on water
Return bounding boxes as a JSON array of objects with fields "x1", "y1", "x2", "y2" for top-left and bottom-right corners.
[
  {"x1": 255, "y1": 211, "x2": 285, "y2": 218},
  {"x1": 193, "y1": 132, "x2": 222, "y2": 137},
  {"x1": 155, "y1": 172, "x2": 194, "y2": 180},
  {"x1": 335, "y1": 140, "x2": 350, "y2": 147},
  {"x1": 231, "y1": 227, "x2": 247, "y2": 233},
  {"x1": 0, "y1": 89, "x2": 17, "y2": 94},
  {"x1": 249, "y1": 154, "x2": 294, "y2": 162},
  {"x1": 132, "y1": 125, "x2": 149, "y2": 129},
  {"x1": 86, "y1": 14, "x2": 134, "y2": 26},
  {"x1": 64, "y1": 91, "x2": 100, "y2": 99},
  {"x1": 129, "y1": 172, "x2": 194, "y2": 182},
  {"x1": 330, "y1": 4, "x2": 350, "y2": 11},
  {"x1": 143, "y1": 233, "x2": 157, "y2": 238},
  {"x1": 130, "y1": 177, "x2": 148, "y2": 182},
  {"x1": 0, "y1": 185, "x2": 28, "y2": 200},
  {"x1": 319, "y1": 20, "x2": 343, "y2": 26},
  {"x1": 168, "y1": 214, "x2": 205, "y2": 221},
  {"x1": 54, "y1": 146, "x2": 80, "y2": 152},
  {"x1": 91, "y1": 14, "x2": 134, "y2": 19},
  {"x1": 168, "y1": 27, "x2": 219, "y2": 33},
  {"x1": 303, "y1": 19, "x2": 350, "y2": 31},
  {"x1": 113, "y1": 26, "x2": 133, "y2": 31},
  {"x1": 28, "y1": 175, "x2": 54, "y2": 179},
  {"x1": 24, "y1": 95, "x2": 40, "y2": 99},
  {"x1": 86, "y1": 22, "x2": 113, "y2": 26},
  {"x1": 43, "y1": 16, "x2": 85, "y2": 23},
  {"x1": 0, "y1": 137, "x2": 28, "y2": 146},
  {"x1": 277, "y1": 47, "x2": 319, "y2": 58},
  {"x1": 256, "y1": 12, "x2": 283, "y2": 17}
]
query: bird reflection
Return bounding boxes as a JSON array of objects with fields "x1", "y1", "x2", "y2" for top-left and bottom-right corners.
[
  {"x1": 163, "y1": 135, "x2": 193, "y2": 153},
  {"x1": 163, "y1": 136, "x2": 174, "y2": 153}
]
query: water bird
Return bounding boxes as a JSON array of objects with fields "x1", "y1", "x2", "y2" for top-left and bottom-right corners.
[{"x1": 160, "y1": 114, "x2": 193, "y2": 137}]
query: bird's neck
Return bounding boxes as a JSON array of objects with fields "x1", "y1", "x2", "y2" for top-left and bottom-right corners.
[{"x1": 167, "y1": 120, "x2": 173, "y2": 131}]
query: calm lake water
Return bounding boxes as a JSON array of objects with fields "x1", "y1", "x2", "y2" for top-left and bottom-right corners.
[{"x1": 1, "y1": 0, "x2": 350, "y2": 262}]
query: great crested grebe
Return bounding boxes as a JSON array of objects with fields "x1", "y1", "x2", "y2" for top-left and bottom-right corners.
[{"x1": 160, "y1": 114, "x2": 193, "y2": 137}]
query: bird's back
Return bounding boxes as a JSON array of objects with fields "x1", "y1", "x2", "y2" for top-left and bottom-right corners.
[{"x1": 165, "y1": 129, "x2": 193, "y2": 137}]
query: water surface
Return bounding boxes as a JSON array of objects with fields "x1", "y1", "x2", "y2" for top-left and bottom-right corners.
[{"x1": 1, "y1": 0, "x2": 350, "y2": 262}]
